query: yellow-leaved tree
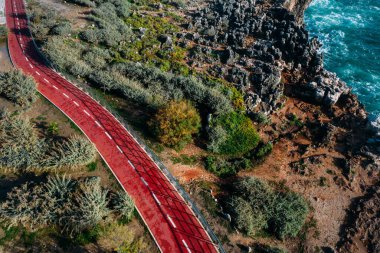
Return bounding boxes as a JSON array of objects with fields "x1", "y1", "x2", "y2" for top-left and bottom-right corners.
[{"x1": 152, "y1": 100, "x2": 201, "y2": 150}]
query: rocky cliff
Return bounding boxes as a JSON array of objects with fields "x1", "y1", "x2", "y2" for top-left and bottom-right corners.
[
  {"x1": 181, "y1": 0, "x2": 374, "y2": 139},
  {"x1": 282, "y1": 0, "x2": 313, "y2": 23}
]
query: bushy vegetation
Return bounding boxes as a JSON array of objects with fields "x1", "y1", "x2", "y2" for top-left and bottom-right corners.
[
  {"x1": 207, "y1": 112, "x2": 260, "y2": 156},
  {"x1": 205, "y1": 156, "x2": 251, "y2": 178},
  {"x1": 31, "y1": 0, "x2": 232, "y2": 114},
  {"x1": 0, "y1": 70, "x2": 37, "y2": 107},
  {"x1": 44, "y1": 136, "x2": 96, "y2": 169},
  {"x1": 225, "y1": 177, "x2": 309, "y2": 239},
  {"x1": 0, "y1": 112, "x2": 96, "y2": 171},
  {"x1": 112, "y1": 191, "x2": 135, "y2": 221},
  {"x1": 0, "y1": 175, "x2": 134, "y2": 236},
  {"x1": 152, "y1": 100, "x2": 201, "y2": 149},
  {"x1": 0, "y1": 26, "x2": 7, "y2": 38}
]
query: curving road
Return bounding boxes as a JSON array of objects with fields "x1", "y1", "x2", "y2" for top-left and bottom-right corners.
[{"x1": 5, "y1": 0, "x2": 222, "y2": 252}]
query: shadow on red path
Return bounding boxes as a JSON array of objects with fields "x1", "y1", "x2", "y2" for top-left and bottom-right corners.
[{"x1": 5, "y1": 0, "x2": 222, "y2": 252}]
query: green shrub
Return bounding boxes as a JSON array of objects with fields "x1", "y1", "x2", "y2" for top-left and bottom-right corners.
[
  {"x1": 205, "y1": 156, "x2": 237, "y2": 178},
  {"x1": 0, "y1": 26, "x2": 7, "y2": 38},
  {"x1": 44, "y1": 135, "x2": 96, "y2": 169},
  {"x1": 255, "y1": 142, "x2": 273, "y2": 160},
  {"x1": 226, "y1": 177, "x2": 309, "y2": 239},
  {"x1": 87, "y1": 161, "x2": 97, "y2": 171},
  {"x1": 208, "y1": 112, "x2": 260, "y2": 156},
  {"x1": 50, "y1": 22, "x2": 72, "y2": 36},
  {"x1": 205, "y1": 156, "x2": 253, "y2": 178},
  {"x1": 0, "y1": 182, "x2": 50, "y2": 230},
  {"x1": 109, "y1": 62, "x2": 233, "y2": 113},
  {"x1": 0, "y1": 70, "x2": 37, "y2": 107},
  {"x1": 0, "y1": 114, "x2": 44, "y2": 170},
  {"x1": 152, "y1": 100, "x2": 201, "y2": 150},
  {"x1": 74, "y1": 225, "x2": 102, "y2": 245},
  {"x1": 112, "y1": 191, "x2": 134, "y2": 222},
  {"x1": 0, "y1": 175, "x2": 125, "y2": 237},
  {"x1": 270, "y1": 192, "x2": 309, "y2": 239},
  {"x1": 67, "y1": 177, "x2": 111, "y2": 234},
  {"x1": 228, "y1": 197, "x2": 267, "y2": 236},
  {"x1": 0, "y1": 113, "x2": 96, "y2": 171}
]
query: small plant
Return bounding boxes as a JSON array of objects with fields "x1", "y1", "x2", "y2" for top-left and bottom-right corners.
[
  {"x1": 171, "y1": 154, "x2": 198, "y2": 165},
  {"x1": 48, "y1": 121, "x2": 59, "y2": 135},
  {"x1": 288, "y1": 113, "x2": 303, "y2": 127},
  {"x1": 319, "y1": 176, "x2": 328, "y2": 187},
  {"x1": 0, "y1": 226, "x2": 19, "y2": 245},
  {"x1": 0, "y1": 26, "x2": 8, "y2": 38},
  {"x1": 87, "y1": 161, "x2": 97, "y2": 172}
]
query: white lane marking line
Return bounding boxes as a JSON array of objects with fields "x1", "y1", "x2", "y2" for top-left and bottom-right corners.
[
  {"x1": 141, "y1": 177, "x2": 148, "y2": 186},
  {"x1": 182, "y1": 240, "x2": 192, "y2": 253},
  {"x1": 105, "y1": 131, "x2": 112, "y2": 140},
  {"x1": 73, "y1": 101, "x2": 79, "y2": 107},
  {"x1": 53, "y1": 85, "x2": 58, "y2": 90},
  {"x1": 167, "y1": 215, "x2": 177, "y2": 228},
  {"x1": 95, "y1": 120, "x2": 102, "y2": 128},
  {"x1": 29, "y1": 63, "x2": 33, "y2": 69},
  {"x1": 63, "y1": 93, "x2": 69, "y2": 98},
  {"x1": 83, "y1": 109, "x2": 91, "y2": 117},
  {"x1": 35, "y1": 71, "x2": 40, "y2": 76},
  {"x1": 43, "y1": 78, "x2": 49, "y2": 83},
  {"x1": 128, "y1": 160, "x2": 136, "y2": 171},
  {"x1": 25, "y1": 57, "x2": 29, "y2": 61},
  {"x1": 152, "y1": 192, "x2": 161, "y2": 205},
  {"x1": 116, "y1": 145, "x2": 123, "y2": 153}
]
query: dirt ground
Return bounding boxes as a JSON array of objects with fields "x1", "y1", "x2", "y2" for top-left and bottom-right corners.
[
  {"x1": 0, "y1": 41, "x2": 12, "y2": 72},
  {"x1": 157, "y1": 98, "x2": 377, "y2": 251}
]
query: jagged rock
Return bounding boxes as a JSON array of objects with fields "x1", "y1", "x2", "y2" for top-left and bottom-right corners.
[
  {"x1": 245, "y1": 91, "x2": 261, "y2": 112},
  {"x1": 295, "y1": 70, "x2": 351, "y2": 107},
  {"x1": 157, "y1": 35, "x2": 173, "y2": 48},
  {"x1": 227, "y1": 67, "x2": 250, "y2": 91},
  {"x1": 221, "y1": 47, "x2": 236, "y2": 65},
  {"x1": 339, "y1": 184, "x2": 380, "y2": 253}
]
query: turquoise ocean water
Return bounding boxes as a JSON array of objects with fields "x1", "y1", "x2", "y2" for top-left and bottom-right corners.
[{"x1": 305, "y1": 0, "x2": 380, "y2": 122}]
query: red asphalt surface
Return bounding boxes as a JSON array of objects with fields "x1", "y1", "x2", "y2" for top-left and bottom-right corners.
[{"x1": 5, "y1": 0, "x2": 220, "y2": 252}]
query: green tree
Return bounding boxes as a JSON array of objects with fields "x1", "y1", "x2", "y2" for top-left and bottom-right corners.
[{"x1": 152, "y1": 100, "x2": 201, "y2": 150}]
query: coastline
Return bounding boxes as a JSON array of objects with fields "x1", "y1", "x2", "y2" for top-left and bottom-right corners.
[{"x1": 304, "y1": 0, "x2": 380, "y2": 133}]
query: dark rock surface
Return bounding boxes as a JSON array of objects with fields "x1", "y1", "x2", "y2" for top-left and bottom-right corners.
[
  {"x1": 179, "y1": 0, "x2": 356, "y2": 116},
  {"x1": 338, "y1": 183, "x2": 380, "y2": 253}
]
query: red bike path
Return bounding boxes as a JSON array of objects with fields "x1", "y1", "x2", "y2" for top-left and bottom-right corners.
[{"x1": 5, "y1": 0, "x2": 220, "y2": 252}]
